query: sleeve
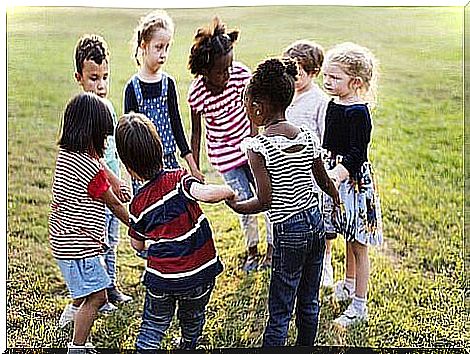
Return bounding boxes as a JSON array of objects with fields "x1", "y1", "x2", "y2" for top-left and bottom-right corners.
[
  {"x1": 124, "y1": 80, "x2": 139, "y2": 114},
  {"x1": 128, "y1": 227, "x2": 146, "y2": 241},
  {"x1": 316, "y1": 94, "x2": 328, "y2": 144},
  {"x1": 187, "y1": 79, "x2": 204, "y2": 114},
  {"x1": 87, "y1": 167, "x2": 111, "y2": 199},
  {"x1": 240, "y1": 136, "x2": 269, "y2": 164},
  {"x1": 341, "y1": 107, "x2": 372, "y2": 176},
  {"x1": 128, "y1": 198, "x2": 147, "y2": 241},
  {"x1": 179, "y1": 172, "x2": 204, "y2": 202},
  {"x1": 167, "y1": 77, "x2": 191, "y2": 157}
]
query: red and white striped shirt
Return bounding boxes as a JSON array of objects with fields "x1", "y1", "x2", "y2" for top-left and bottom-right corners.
[
  {"x1": 188, "y1": 61, "x2": 252, "y2": 174},
  {"x1": 49, "y1": 149, "x2": 110, "y2": 259}
]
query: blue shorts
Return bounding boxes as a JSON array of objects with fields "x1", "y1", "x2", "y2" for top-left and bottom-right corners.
[{"x1": 56, "y1": 255, "x2": 112, "y2": 299}]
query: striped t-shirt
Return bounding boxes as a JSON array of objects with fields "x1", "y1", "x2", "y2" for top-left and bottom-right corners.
[
  {"x1": 49, "y1": 149, "x2": 110, "y2": 259},
  {"x1": 187, "y1": 61, "x2": 252, "y2": 174},
  {"x1": 241, "y1": 128, "x2": 321, "y2": 223},
  {"x1": 129, "y1": 169, "x2": 223, "y2": 292}
]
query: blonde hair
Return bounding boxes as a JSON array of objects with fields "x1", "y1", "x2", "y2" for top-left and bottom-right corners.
[
  {"x1": 132, "y1": 9, "x2": 174, "y2": 66},
  {"x1": 324, "y1": 42, "x2": 379, "y2": 106},
  {"x1": 283, "y1": 39, "x2": 324, "y2": 76}
]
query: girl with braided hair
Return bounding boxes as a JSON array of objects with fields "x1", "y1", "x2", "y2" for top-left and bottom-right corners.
[
  {"x1": 187, "y1": 17, "x2": 273, "y2": 272},
  {"x1": 226, "y1": 58, "x2": 339, "y2": 346},
  {"x1": 123, "y1": 10, "x2": 203, "y2": 194},
  {"x1": 321, "y1": 42, "x2": 383, "y2": 328}
]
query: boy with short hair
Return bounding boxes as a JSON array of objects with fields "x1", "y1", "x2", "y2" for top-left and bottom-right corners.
[
  {"x1": 59, "y1": 34, "x2": 133, "y2": 329},
  {"x1": 115, "y1": 113, "x2": 235, "y2": 350}
]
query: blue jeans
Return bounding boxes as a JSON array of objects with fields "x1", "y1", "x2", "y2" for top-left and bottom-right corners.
[
  {"x1": 262, "y1": 206, "x2": 325, "y2": 347},
  {"x1": 136, "y1": 281, "x2": 215, "y2": 350},
  {"x1": 105, "y1": 207, "x2": 120, "y2": 287},
  {"x1": 222, "y1": 163, "x2": 273, "y2": 247}
]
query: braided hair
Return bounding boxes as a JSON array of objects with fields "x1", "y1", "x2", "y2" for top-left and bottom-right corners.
[
  {"x1": 247, "y1": 58, "x2": 298, "y2": 111},
  {"x1": 74, "y1": 34, "x2": 109, "y2": 75},
  {"x1": 188, "y1": 17, "x2": 239, "y2": 76},
  {"x1": 132, "y1": 10, "x2": 174, "y2": 66}
]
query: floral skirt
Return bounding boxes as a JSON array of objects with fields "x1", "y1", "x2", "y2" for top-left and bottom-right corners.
[{"x1": 323, "y1": 157, "x2": 383, "y2": 246}]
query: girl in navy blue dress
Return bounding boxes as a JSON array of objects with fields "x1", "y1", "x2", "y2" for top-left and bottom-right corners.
[{"x1": 321, "y1": 42, "x2": 383, "y2": 327}]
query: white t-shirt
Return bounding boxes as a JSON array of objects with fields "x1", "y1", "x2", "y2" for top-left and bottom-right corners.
[{"x1": 286, "y1": 83, "x2": 329, "y2": 144}]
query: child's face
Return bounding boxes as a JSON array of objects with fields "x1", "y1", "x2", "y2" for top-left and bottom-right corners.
[
  {"x1": 75, "y1": 59, "x2": 109, "y2": 98},
  {"x1": 141, "y1": 29, "x2": 172, "y2": 73},
  {"x1": 205, "y1": 50, "x2": 233, "y2": 95},
  {"x1": 322, "y1": 62, "x2": 354, "y2": 98},
  {"x1": 294, "y1": 64, "x2": 313, "y2": 93}
]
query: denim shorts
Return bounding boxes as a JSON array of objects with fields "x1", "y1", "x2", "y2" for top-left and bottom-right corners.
[{"x1": 56, "y1": 255, "x2": 111, "y2": 299}]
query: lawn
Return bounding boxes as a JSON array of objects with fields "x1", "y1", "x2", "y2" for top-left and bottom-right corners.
[{"x1": 7, "y1": 5, "x2": 467, "y2": 349}]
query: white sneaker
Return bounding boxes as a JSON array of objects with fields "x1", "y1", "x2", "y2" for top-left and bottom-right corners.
[
  {"x1": 333, "y1": 303, "x2": 368, "y2": 327},
  {"x1": 334, "y1": 280, "x2": 355, "y2": 302},
  {"x1": 99, "y1": 301, "x2": 118, "y2": 313},
  {"x1": 321, "y1": 261, "x2": 334, "y2": 288},
  {"x1": 59, "y1": 304, "x2": 78, "y2": 328}
]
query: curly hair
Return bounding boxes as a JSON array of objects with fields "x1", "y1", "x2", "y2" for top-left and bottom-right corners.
[
  {"x1": 188, "y1": 17, "x2": 239, "y2": 76},
  {"x1": 115, "y1": 113, "x2": 163, "y2": 181},
  {"x1": 246, "y1": 58, "x2": 298, "y2": 111},
  {"x1": 74, "y1": 34, "x2": 109, "y2": 74},
  {"x1": 324, "y1": 42, "x2": 379, "y2": 105},
  {"x1": 132, "y1": 10, "x2": 175, "y2": 66},
  {"x1": 283, "y1": 39, "x2": 324, "y2": 75}
]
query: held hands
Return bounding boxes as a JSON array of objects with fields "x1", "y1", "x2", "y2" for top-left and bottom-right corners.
[
  {"x1": 116, "y1": 181, "x2": 132, "y2": 203},
  {"x1": 190, "y1": 166, "x2": 206, "y2": 183}
]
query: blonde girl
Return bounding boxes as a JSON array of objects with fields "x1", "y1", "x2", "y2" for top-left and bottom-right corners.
[
  {"x1": 124, "y1": 10, "x2": 203, "y2": 193},
  {"x1": 321, "y1": 42, "x2": 383, "y2": 327}
]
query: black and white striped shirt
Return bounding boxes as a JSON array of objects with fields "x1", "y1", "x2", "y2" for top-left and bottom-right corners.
[
  {"x1": 49, "y1": 149, "x2": 108, "y2": 259},
  {"x1": 241, "y1": 128, "x2": 321, "y2": 224}
]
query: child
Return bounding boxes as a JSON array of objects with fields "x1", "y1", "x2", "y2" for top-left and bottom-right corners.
[
  {"x1": 115, "y1": 113, "x2": 235, "y2": 350},
  {"x1": 187, "y1": 17, "x2": 273, "y2": 271},
  {"x1": 283, "y1": 39, "x2": 335, "y2": 288},
  {"x1": 123, "y1": 9, "x2": 203, "y2": 193},
  {"x1": 59, "y1": 34, "x2": 132, "y2": 329},
  {"x1": 49, "y1": 92, "x2": 130, "y2": 353},
  {"x1": 226, "y1": 58, "x2": 340, "y2": 346},
  {"x1": 321, "y1": 42, "x2": 383, "y2": 327}
]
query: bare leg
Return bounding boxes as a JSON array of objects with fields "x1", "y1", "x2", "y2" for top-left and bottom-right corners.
[
  {"x1": 73, "y1": 290, "x2": 107, "y2": 345},
  {"x1": 345, "y1": 241, "x2": 356, "y2": 280},
  {"x1": 351, "y1": 242, "x2": 369, "y2": 299}
]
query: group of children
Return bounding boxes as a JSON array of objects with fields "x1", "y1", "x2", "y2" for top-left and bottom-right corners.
[{"x1": 48, "y1": 9, "x2": 383, "y2": 353}]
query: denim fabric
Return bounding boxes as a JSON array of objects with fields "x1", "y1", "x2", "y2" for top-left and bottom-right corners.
[
  {"x1": 262, "y1": 206, "x2": 325, "y2": 347},
  {"x1": 56, "y1": 255, "x2": 111, "y2": 299},
  {"x1": 136, "y1": 281, "x2": 215, "y2": 350},
  {"x1": 222, "y1": 163, "x2": 273, "y2": 246},
  {"x1": 104, "y1": 207, "x2": 120, "y2": 286}
]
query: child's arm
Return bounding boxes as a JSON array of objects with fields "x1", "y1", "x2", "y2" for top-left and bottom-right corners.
[
  {"x1": 184, "y1": 153, "x2": 205, "y2": 182},
  {"x1": 327, "y1": 163, "x2": 349, "y2": 189},
  {"x1": 190, "y1": 109, "x2": 203, "y2": 169},
  {"x1": 99, "y1": 159, "x2": 131, "y2": 203},
  {"x1": 130, "y1": 237, "x2": 145, "y2": 252},
  {"x1": 312, "y1": 157, "x2": 341, "y2": 207},
  {"x1": 100, "y1": 187, "x2": 130, "y2": 227},
  {"x1": 190, "y1": 182, "x2": 235, "y2": 203},
  {"x1": 225, "y1": 150, "x2": 271, "y2": 214}
]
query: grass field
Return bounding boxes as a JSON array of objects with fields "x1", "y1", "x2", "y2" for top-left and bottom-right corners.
[{"x1": 7, "y1": 5, "x2": 467, "y2": 349}]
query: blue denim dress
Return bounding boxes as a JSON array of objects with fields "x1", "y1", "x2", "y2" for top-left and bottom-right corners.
[{"x1": 131, "y1": 73, "x2": 180, "y2": 194}]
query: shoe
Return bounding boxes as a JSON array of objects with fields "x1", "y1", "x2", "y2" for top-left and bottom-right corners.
[
  {"x1": 107, "y1": 287, "x2": 133, "y2": 304},
  {"x1": 242, "y1": 254, "x2": 259, "y2": 272},
  {"x1": 67, "y1": 342, "x2": 97, "y2": 354},
  {"x1": 321, "y1": 261, "x2": 334, "y2": 288},
  {"x1": 334, "y1": 280, "x2": 355, "y2": 302},
  {"x1": 59, "y1": 304, "x2": 78, "y2": 328},
  {"x1": 99, "y1": 301, "x2": 118, "y2": 313},
  {"x1": 333, "y1": 303, "x2": 368, "y2": 327}
]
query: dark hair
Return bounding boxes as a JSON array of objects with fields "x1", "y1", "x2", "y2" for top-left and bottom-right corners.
[
  {"x1": 188, "y1": 17, "x2": 239, "y2": 76},
  {"x1": 58, "y1": 92, "x2": 113, "y2": 158},
  {"x1": 283, "y1": 40, "x2": 324, "y2": 75},
  {"x1": 246, "y1": 58, "x2": 298, "y2": 111},
  {"x1": 115, "y1": 113, "x2": 163, "y2": 181},
  {"x1": 74, "y1": 34, "x2": 109, "y2": 74}
]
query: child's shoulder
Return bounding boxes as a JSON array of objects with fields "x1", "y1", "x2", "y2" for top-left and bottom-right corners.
[{"x1": 231, "y1": 61, "x2": 252, "y2": 78}]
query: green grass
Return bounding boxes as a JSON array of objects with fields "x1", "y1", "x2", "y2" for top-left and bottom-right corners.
[{"x1": 7, "y1": 5, "x2": 467, "y2": 349}]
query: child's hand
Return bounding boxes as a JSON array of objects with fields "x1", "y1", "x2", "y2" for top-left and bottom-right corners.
[
  {"x1": 226, "y1": 189, "x2": 238, "y2": 201},
  {"x1": 190, "y1": 167, "x2": 205, "y2": 183},
  {"x1": 117, "y1": 182, "x2": 132, "y2": 203}
]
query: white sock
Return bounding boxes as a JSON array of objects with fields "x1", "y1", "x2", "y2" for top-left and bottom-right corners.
[
  {"x1": 352, "y1": 295, "x2": 367, "y2": 313},
  {"x1": 344, "y1": 277, "x2": 356, "y2": 292},
  {"x1": 71, "y1": 304, "x2": 80, "y2": 312}
]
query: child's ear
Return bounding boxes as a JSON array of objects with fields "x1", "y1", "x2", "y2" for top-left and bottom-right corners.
[
  {"x1": 353, "y1": 76, "x2": 364, "y2": 90},
  {"x1": 74, "y1": 72, "x2": 82, "y2": 84}
]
